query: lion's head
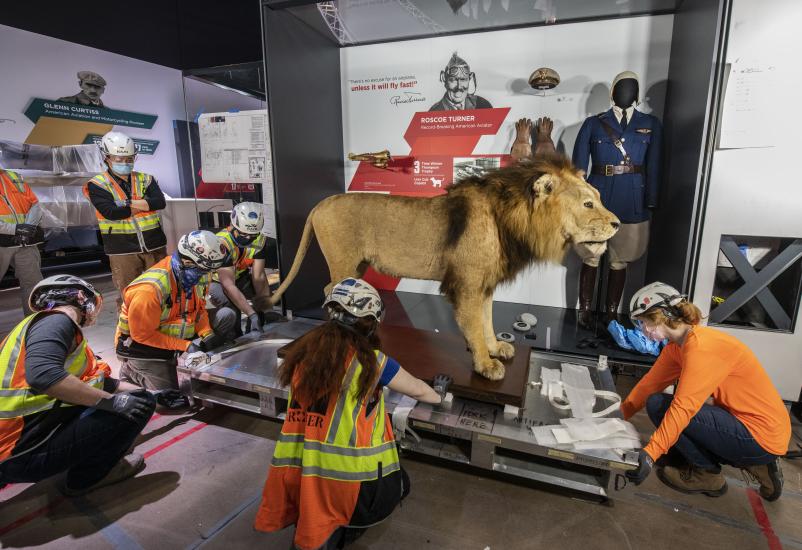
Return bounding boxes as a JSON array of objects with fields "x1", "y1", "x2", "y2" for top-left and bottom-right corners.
[
  {"x1": 448, "y1": 156, "x2": 620, "y2": 271},
  {"x1": 528, "y1": 157, "x2": 620, "y2": 259}
]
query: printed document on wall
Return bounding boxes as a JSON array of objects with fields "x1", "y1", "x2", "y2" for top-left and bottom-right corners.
[
  {"x1": 199, "y1": 110, "x2": 272, "y2": 184},
  {"x1": 719, "y1": 60, "x2": 777, "y2": 149}
]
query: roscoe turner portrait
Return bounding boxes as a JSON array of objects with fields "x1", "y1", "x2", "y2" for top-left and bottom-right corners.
[
  {"x1": 429, "y1": 52, "x2": 493, "y2": 111},
  {"x1": 58, "y1": 71, "x2": 107, "y2": 107}
]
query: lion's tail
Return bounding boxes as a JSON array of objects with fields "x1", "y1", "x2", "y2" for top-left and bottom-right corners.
[{"x1": 267, "y1": 208, "x2": 316, "y2": 306}]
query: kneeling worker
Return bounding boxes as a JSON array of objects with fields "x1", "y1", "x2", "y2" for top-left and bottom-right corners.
[
  {"x1": 255, "y1": 278, "x2": 444, "y2": 549},
  {"x1": 210, "y1": 202, "x2": 273, "y2": 340},
  {"x1": 0, "y1": 275, "x2": 182, "y2": 496},
  {"x1": 117, "y1": 230, "x2": 228, "y2": 390},
  {"x1": 623, "y1": 282, "x2": 790, "y2": 501}
]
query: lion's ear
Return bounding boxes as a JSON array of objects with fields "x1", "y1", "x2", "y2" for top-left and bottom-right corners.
[{"x1": 532, "y1": 174, "x2": 555, "y2": 200}]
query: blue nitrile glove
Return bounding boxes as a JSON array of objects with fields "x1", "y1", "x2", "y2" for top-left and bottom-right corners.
[
  {"x1": 608, "y1": 320, "x2": 634, "y2": 350},
  {"x1": 628, "y1": 329, "x2": 665, "y2": 356}
]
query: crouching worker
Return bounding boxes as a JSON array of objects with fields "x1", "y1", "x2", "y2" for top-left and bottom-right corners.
[
  {"x1": 255, "y1": 278, "x2": 443, "y2": 550},
  {"x1": 117, "y1": 230, "x2": 229, "y2": 390},
  {"x1": 623, "y1": 282, "x2": 790, "y2": 501},
  {"x1": 0, "y1": 275, "x2": 182, "y2": 496},
  {"x1": 210, "y1": 202, "x2": 273, "y2": 340}
]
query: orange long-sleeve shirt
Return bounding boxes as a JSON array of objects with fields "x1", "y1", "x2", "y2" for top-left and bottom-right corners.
[
  {"x1": 621, "y1": 325, "x2": 790, "y2": 461},
  {"x1": 121, "y1": 281, "x2": 212, "y2": 352}
]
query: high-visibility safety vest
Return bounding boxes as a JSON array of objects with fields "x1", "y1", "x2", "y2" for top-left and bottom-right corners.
[
  {"x1": 118, "y1": 256, "x2": 208, "y2": 342},
  {"x1": 214, "y1": 228, "x2": 266, "y2": 280},
  {"x1": 0, "y1": 311, "x2": 107, "y2": 460},
  {"x1": 83, "y1": 171, "x2": 166, "y2": 255},
  {"x1": 255, "y1": 351, "x2": 401, "y2": 550},
  {"x1": 0, "y1": 170, "x2": 43, "y2": 248}
]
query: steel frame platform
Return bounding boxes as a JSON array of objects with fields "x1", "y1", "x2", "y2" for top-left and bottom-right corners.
[{"x1": 176, "y1": 318, "x2": 638, "y2": 499}]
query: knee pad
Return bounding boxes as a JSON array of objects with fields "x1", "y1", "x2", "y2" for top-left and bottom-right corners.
[{"x1": 214, "y1": 308, "x2": 238, "y2": 332}]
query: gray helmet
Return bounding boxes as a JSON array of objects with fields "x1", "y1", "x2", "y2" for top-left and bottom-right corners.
[
  {"x1": 629, "y1": 281, "x2": 685, "y2": 319},
  {"x1": 29, "y1": 274, "x2": 102, "y2": 313}
]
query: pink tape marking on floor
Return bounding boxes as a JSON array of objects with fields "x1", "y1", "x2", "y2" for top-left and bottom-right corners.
[
  {"x1": 0, "y1": 421, "x2": 209, "y2": 536},
  {"x1": 747, "y1": 488, "x2": 783, "y2": 550}
]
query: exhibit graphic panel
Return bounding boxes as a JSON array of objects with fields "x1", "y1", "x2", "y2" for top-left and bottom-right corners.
[
  {"x1": 340, "y1": 14, "x2": 673, "y2": 306},
  {"x1": 0, "y1": 23, "x2": 185, "y2": 196}
]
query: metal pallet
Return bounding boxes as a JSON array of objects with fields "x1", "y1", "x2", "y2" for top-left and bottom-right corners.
[{"x1": 176, "y1": 319, "x2": 638, "y2": 499}]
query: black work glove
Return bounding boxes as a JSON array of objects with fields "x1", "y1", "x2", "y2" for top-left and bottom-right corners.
[
  {"x1": 432, "y1": 374, "x2": 452, "y2": 403},
  {"x1": 247, "y1": 313, "x2": 263, "y2": 335},
  {"x1": 626, "y1": 449, "x2": 655, "y2": 485},
  {"x1": 14, "y1": 223, "x2": 37, "y2": 246},
  {"x1": 153, "y1": 389, "x2": 190, "y2": 410},
  {"x1": 95, "y1": 391, "x2": 156, "y2": 422}
]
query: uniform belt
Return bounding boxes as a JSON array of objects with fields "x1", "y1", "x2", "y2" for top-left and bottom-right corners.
[{"x1": 591, "y1": 164, "x2": 643, "y2": 176}]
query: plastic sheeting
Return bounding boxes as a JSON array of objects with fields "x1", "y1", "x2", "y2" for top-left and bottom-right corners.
[
  {"x1": 0, "y1": 140, "x2": 105, "y2": 233},
  {"x1": 540, "y1": 363, "x2": 622, "y2": 418}
]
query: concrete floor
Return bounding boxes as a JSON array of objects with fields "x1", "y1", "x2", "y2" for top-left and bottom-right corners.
[{"x1": 1, "y1": 279, "x2": 802, "y2": 550}]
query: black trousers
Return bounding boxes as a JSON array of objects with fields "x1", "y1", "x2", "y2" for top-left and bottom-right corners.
[{"x1": 0, "y1": 401, "x2": 151, "y2": 490}]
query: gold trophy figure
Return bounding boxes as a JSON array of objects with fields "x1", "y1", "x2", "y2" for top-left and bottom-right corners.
[{"x1": 348, "y1": 150, "x2": 392, "y2": 169}]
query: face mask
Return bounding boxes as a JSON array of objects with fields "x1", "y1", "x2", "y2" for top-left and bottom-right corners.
[
  {"x1": 171, "y1": 252, "x2": 208, "y2": 291},
  {"x1": 634, "y1": 319, "x2": 665, "y2": 342},
  {"x1": 111, "y1": 163, "x2": 133, "y2": 176},
  {"x1": 233, "y1": 232, "x2": 257, "y2": 247}
]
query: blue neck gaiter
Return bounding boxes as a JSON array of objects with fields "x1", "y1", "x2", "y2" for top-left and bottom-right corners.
[{"x1": 171, "y1": 252, "x2": 205, "y2": 293}]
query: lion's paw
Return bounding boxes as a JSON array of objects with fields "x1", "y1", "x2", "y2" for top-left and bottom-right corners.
[
  {"x1": 491, "y1": 341, "x2": 515, "y2": 360},
  {"x1": 475, "y1": 358, "x2": 505, "y2": 381}
]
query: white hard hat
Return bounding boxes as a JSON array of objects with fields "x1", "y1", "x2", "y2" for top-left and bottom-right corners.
[
  {"x1": 29, "y1": 274, "x2": 101, "y2": 313},
  {"x1": 100, "y1": 131, "x2": 136, "y2": 157},
  {"x1": 177, "y1": 230, "x2": 229, "y2": 270},
  {"x1": 629, "y1": 281, "x2": 685, "y2": 319},
  {"x1": 324, "y1": 278, "x2": 384, "y2": 323},
  {"x1": 231, "y1": 202, "x2": 264, "y2": 235}
]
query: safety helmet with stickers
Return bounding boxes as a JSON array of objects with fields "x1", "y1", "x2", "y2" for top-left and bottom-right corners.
[
  {"x1": 231, "y1": 202, "x2": 264, "y2": 235},
  {"x1": 29, "y1": 274, "x2": 103, "y2": 326},
  {"x1": 629, "y1": 281, "x2": 685, "y2": 320},
  {"x1": 99, "y1": 131, "x2": 136, "y2": 157},
  {"x1": 177, "y1": 230, "x2": 229, "y2": 271},
  {"x1": 323, "y1": 278, "x2": 384, "y2": 325}
]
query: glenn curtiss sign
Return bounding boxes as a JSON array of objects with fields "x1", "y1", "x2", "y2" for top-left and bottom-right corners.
[{"x1": 24, "y1": 98, "x2": 158, "y2": 129}]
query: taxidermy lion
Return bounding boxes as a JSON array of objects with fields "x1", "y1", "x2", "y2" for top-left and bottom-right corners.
[{"x1": 269, "y1": 156, "x2": 620, "y2": 380}]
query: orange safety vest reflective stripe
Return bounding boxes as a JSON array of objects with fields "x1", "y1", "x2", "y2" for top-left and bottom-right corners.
[
  {"x1": 83, "y1": 171, "x2": 165, "y2": 255},
  {"x1": 0, "y1": 311, "x2": 108, "y2": 460},
  {"x1": 254, "y1": 350, "x2": 400, "y2": 550},
  {"x1": 117, "y1": 256, "x2": 208, "y2": 343}
]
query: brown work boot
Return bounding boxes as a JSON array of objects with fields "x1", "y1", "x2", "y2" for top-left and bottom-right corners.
[
  {"x1": 604, "y1": 267, "x2": 627, "y2": 325},
  {"x1": 577, "y1": 263, "x2": 598, "y2": 330},
  {"x1": 741, "y1": 460, "x2": 783, "y2": 501},
  {"x1": 657, "y1": 464, "x2": 728, "y2": 497},
  {"x1": 60, "y1": 453, "x2": 146, "y2": 498}
]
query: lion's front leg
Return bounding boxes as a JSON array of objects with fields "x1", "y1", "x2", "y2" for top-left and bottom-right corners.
[
  {"x1": 483, "y1": 295, "x2": 515, "y2": 360},
  {"x1": 454, "y1": 292, "x2": 505, "y2": 381}
]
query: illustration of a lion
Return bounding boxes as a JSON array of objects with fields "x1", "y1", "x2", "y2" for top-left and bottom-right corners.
[{"x1": 269, "y1": 156, "x2": 620, "y2": 380}]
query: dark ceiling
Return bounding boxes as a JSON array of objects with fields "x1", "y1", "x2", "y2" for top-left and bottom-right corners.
[{"x1": 0, "y1": 0, "x2": 263, "y2": 71}]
